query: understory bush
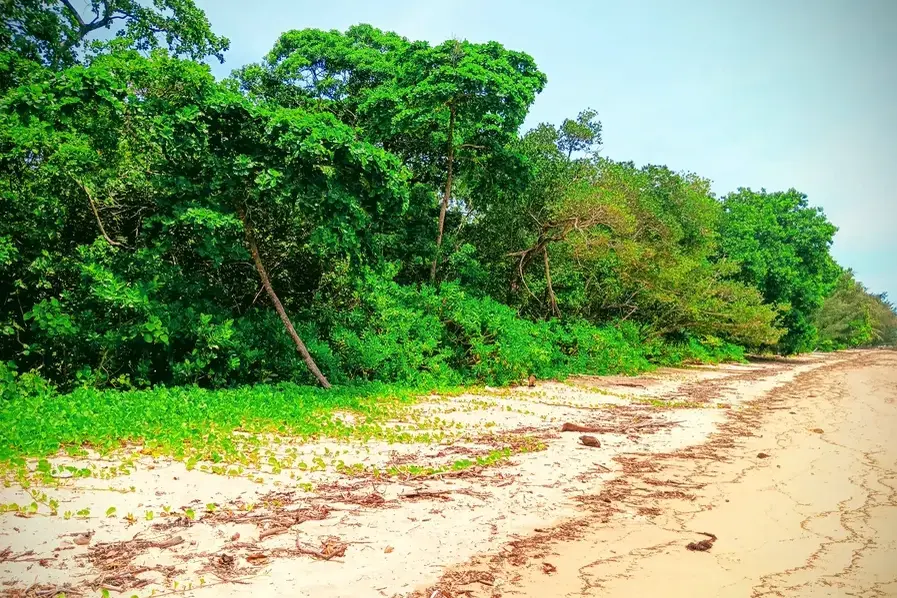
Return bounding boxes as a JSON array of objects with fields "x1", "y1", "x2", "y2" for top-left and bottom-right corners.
[{"x1": 315, "y1": 272, "x2": 675, "y2": 386}]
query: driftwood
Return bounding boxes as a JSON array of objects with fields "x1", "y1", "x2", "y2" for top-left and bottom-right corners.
[
  {"x1": 295, "y1": 536, "x2": 347, "y2": 561},
  {"x1": 561, "y1": 422, "x2": 602, "y2": 433}
]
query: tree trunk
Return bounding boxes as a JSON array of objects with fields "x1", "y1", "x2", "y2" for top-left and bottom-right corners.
[
  {"x1": 430, "y1": 103, "x2": 456, "y2": 283},
  {"x1": 543, "y1": 246, "x2": 560, "y2": 317},
  {"x1": 239, "y1": 210, "x2": 332, "y2": 389}
]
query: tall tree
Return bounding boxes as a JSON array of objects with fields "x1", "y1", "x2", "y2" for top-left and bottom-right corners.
[
  {"x1": 558, "y1": 108, "x2": 602, "y2": 158},
  {"x1": 237, "y1": 27, "x2": 547, "y2": 283},
  {"x1": 362, "y1": 39, "x2": 546, "y2": 281},
  {"x1": 1, "y1": 0, "x2": 229, "y2": 69},
  {"x1": 234, "y1": 24, "x2": 407, "y2": 122},
  {"x1": 719, "y1": 188, "x2": 840, "y2": 353}
]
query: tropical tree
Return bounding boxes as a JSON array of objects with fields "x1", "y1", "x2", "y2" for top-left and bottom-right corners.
[
  {"x1": 816, "y1": 270, "x2": 897, "y2": 349},
  {"x1": 718, "y1": 188, "x2": 839, "y2": 353},
  {"x1": 237, "y1": 27, "x2": 547, "y2": 282},
  {"x1": 0, "y1": 0, "x2": 228, "y2": 70},
  {"x1": 0, "y1": 48, "x2": 407, "y2": 389},
  {"x1": 558, "y1": 108, "x2": 602, "y2": 158}
]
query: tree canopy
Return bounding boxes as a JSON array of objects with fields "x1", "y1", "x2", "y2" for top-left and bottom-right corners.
[
  {"x1": 1, "y1": 7, "x2": 889, "y2": 395},
  {"x1": 1, "y1": 0, "x2": 229, "y2": 70},
  {"x1": 718, "y1": 188, "x2": 840, "y2": 354}
]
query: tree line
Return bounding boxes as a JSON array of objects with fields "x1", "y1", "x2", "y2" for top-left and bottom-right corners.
[{"x1": 1, "y1": 1, "x2": 894, "y2": 395}]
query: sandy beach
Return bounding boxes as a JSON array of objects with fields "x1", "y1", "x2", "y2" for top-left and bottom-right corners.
[
  {"x1": 2, "y1": 350, "x2": 895, "y2": 597},
  {"x1": 422, "y1": 350, "x2": 897, "y2": 598}
]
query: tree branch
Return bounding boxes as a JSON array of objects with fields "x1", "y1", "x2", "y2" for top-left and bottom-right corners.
[
  {"x1": 543, "y1": 246, "x2": 560, "y2": 317},
  {"x1": 59, "y1": 0, "x2": 85, "y2": 28},
  {"x1": 61, "y1": 1, "x2": 130, "y2": 52},
  {"x1": 75, "y1": 179, "x2": 129, "y2": 248}
]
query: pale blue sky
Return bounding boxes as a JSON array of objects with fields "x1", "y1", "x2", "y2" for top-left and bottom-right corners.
[{"x1": 196, "y1": 0, "x2": 896, "y2": 297}]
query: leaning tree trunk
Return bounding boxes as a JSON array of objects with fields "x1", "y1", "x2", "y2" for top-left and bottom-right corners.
[
  {"x1": 430, "y1": 103, "x2": 456, "y2": 283},
  {"x1": 543, "y1": 246, "x2": 560, "y2": 317},
  {"x1": 239, "y1": 210, "x2": 331, "y2": 389}
]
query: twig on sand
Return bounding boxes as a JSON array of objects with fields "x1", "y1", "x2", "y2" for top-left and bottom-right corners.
[
  {"x1": 295, "y1": 536, "x2": 347, "y2": 560},
  {"x1": 401, "y1": 489, "x2": 454, "y2": 500},
  {"x1": 630, "y1": 420, "x2": 683, "y2": 430},
  {"x1": 259, "y1": 527, "x2": 289, "y2": 540}
]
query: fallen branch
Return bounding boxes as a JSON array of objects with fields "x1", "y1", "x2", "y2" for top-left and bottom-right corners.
[
  {"x1": 295, "y1": 536, "x2": 347, "y2": 561},
  {"x1": 153, "y1": 535, "x2": 184, "y2": 549},
  {"x1": 259, "y1": 527, "x2": 289, "y2": 540},
  {"x1": 0, "y1": 548, "x2": 38, "y2": 563},
  {"x1": 561, "y1": 422, "x2": 603, "y2": 433},
  {"x1": 401, "y1": 489, "x2": 453, "y2": 500},
  {"x1": 629, "y1": 420, "x2": 683, "y2": 431}
]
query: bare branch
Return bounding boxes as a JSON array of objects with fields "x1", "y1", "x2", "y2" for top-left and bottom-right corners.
[
  {"x1": 59, "y1": 0, "x2": 85, "y2": 28},
  {"x1": 75, "y1": 179, "x2": 130, "y2": 249},
  {"x1": 543, "y1": 246, "x2": 560, "y2": 317}
]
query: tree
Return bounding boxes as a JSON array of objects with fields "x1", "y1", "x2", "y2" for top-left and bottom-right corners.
[
  {"x1": 816, "y1": 270, "x2": 897, "y2": 349},
  {"x1": 505, "y1": 159, "x2": 781, "y2": 346},
  {"x1": 0, "y1": 49, "x2": 407, "y2": 389},
  {"x1": 235, "y1": 24, "x2": 408, "y2": 122},
  {"x1": 718, "y1": 188, "x2": 840, "y2": 353},
  {"x1": 0, "y1": 0, "x2": 229, "y2": 69},
  {"x1": 461, "y1": 117, "x2": 782, "y2": 348},
  {"x1": 238, "y1": 27, "x2": 547, "y2": 283},
  {"x1": 365, "y1": 39, "x2": 546, "y2": 281},
  {"x1": 558, "y1": 108, "x2": 602, "y2": 158}
]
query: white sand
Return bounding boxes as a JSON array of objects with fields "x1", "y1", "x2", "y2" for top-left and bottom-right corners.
[{"x1": 0, "y1": 353, "x2": 851, "y2": 597}]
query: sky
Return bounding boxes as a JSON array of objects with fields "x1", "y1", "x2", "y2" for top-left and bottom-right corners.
[{"x1": 195, "y1": 0, "x2": 897, "y2": 297}]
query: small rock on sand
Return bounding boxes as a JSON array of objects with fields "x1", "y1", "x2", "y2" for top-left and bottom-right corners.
[{"x1": 580, "y1": 435, "x2": 601, "y2": 448}]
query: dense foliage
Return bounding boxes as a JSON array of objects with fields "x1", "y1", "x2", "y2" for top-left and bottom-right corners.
[
  {"x1": 815, "y1": 270, "x2": 897, "y2": 350},
  {"x1": 1, "y1": 2, "x2": 892, "y2": 409}
]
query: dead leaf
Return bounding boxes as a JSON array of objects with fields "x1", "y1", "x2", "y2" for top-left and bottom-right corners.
[
  {"x1": 542, "y1": 562, "x2": 557, "y2": 574},
  {"x1": 384, "y1": 546, "x2": 394, "y2": 554},
  {"x1": 757, "y1": 452, "x2": 770, "y2": 459},
  {"x1": 810, "y1": 428, "x2": 824, "y2": 434},
  {"x1": 230, "y1": 532, "x2": 240, "y2": 542},
  {"x1": 246, "y1": 552, "x2": 269, "y2": 565}
]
